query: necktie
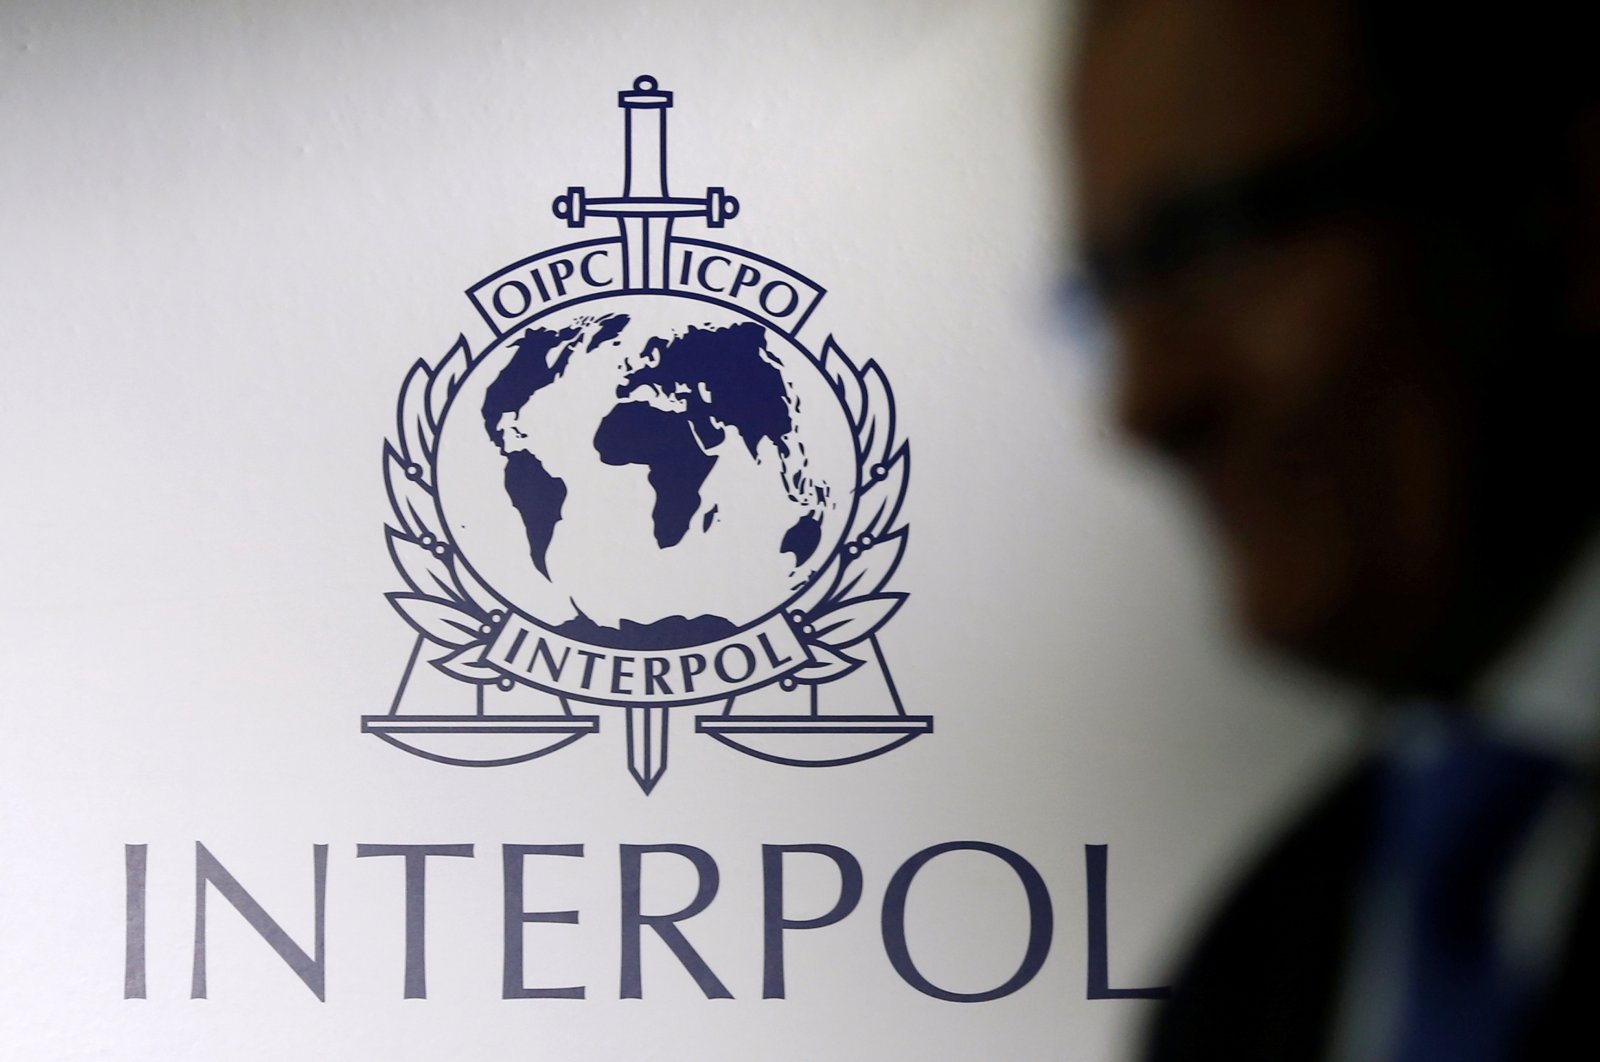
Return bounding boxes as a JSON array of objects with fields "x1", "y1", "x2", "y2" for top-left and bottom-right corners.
[{"x1": 1378, "y1": 719, "x2": 1564, "y2": 1061}]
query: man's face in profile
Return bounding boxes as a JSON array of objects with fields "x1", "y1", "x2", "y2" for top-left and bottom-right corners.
[{"x1": 1070, "y1": 0, "x2": 1486, "y2": 688}]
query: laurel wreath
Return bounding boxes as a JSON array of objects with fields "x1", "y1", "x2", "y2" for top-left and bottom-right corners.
[{"x1": 384, "y1": 330, "x2": 910, "y2": 691}]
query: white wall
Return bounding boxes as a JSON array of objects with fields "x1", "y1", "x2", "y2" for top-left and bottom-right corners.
[{"x1": 0, "y1": 2, "x2": 1359, "y2": 1058}]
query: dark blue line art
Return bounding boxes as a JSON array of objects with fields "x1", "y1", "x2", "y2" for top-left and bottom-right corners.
[{"x1": 366, "y1": 76, "x2": 927, "y2": 793}]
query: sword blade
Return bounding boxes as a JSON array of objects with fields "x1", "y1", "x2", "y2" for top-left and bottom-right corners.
[{"x1": 625, "y1": 704, "x2": 670, "y2": 794}]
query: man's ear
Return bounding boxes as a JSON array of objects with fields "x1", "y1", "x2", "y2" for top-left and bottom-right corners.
[{"x1": 1563, "y1": 105, "x2": 1600, "y2": 336}]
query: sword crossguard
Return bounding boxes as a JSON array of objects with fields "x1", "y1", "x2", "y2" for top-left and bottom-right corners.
[{"x1": 551, "y1": 186, "x2": 739, "y2": 228}]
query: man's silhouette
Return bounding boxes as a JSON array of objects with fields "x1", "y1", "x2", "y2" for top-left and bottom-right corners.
[{"x1": 1069, "y1": 1, "x2": 1600, "y2": 1056}]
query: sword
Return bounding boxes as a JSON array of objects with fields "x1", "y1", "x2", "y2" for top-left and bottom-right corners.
[{"x1": 552, "y1": 76, "x2": 741, "y2": 792}]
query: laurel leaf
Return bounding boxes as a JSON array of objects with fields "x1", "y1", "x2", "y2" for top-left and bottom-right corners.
[
  {"x1": 832, "y1": 530, "x2": 908, "y2": 602},
  {"x1": 855, "y1": 360, "x2": 897, "y2": 470},
  {"x1": 385, "y1": 445, "x2": 441, "y2": 540},
  {"x1": 787, "y1": 554, "x2": 842, "y2": 620},
  {"x1": 821, "y1": 336, "x2": 866, "y2": 429},
  {"x1": 387, "y1": 529, "x2": 462, "y2": 604},
  {"x1": 388, "y1": 593, "x2": 485, "y2": 648},
  {"x1": 431, "y1": 643, "x2": 501, "y2": 684},
  {"x1": 427, "y1": 337, "x2": 472, "y2": 430},
  {"x1": 398, "y1": 360, "x2": 434, "y2": 465},
  {"x1": 450, "y1": 555, "x2": 505, "y2": 617},
  {"x1": 807, "y1": 593, "x2": 906, "y2": 649},
  {"x1": 792, "y1": 643, "x2": 863, "y2": 683},
  {"x1": 853, "y1": 444, "x2": 909, "y2": 541}
]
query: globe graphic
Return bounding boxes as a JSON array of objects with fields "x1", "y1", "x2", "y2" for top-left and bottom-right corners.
[{"x1": 434, "y1": 296, "x2": 859, "y2": 648}]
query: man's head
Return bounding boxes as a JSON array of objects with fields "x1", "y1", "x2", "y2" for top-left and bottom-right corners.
[{"x1": 1070, "y1": 0, "x2": 1599, "y2": 695}]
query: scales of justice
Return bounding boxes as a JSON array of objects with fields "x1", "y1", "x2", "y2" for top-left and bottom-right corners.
[{"x1": 365, "y1": 76, "x2": 931, "y2": 794}]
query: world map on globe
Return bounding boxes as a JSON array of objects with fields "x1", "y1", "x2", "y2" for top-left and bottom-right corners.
[{"x1": 464, "y1": 309, "x2": 846, "y2": 649}]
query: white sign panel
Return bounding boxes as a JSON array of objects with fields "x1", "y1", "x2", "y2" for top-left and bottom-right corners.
[{"x1": 0, "y1": 2, "x2": 1354, "y2": 1058}]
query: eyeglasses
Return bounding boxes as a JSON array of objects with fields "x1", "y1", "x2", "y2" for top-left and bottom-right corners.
[{"x1": 1074, "y1": 129, "x2": 1409, "y2": 310}]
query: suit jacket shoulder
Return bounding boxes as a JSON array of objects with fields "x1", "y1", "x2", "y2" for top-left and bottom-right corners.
[
  {"x1": 1143, "y1": 756, "x2": 1600, "y2": 1060},
  {"x1": 1144, "y1": 760, "x2": 1382, "y2": 1061}
]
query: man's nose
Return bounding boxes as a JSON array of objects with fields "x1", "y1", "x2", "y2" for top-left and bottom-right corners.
[{"x1": 1113, "y1": 307, "x2": 1228, "y2": 462}]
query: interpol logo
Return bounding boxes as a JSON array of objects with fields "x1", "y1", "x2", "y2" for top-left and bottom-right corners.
[{"x1": 365, "y1": 77, "x2": 929, "y2": 792}]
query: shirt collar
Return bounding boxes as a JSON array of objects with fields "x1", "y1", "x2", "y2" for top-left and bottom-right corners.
[{"x1": 1471, "y1": 526, "x2": 1600, "y2": 764}]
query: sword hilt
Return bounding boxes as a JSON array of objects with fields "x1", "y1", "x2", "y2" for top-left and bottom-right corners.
[
  {"x1": 551, "y1": 186, "x2": 739, "y2": 228},
  {"x1": 551, "y1": 75, "x2": 739, "y2": 230}
]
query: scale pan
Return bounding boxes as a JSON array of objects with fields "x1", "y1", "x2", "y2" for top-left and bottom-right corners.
[
  {"x1": 361, "y1": 714, "x2": 599, "y2": 768},
  {"x1": 697, "y1": 714, "x2": 932, "y2": 767}
]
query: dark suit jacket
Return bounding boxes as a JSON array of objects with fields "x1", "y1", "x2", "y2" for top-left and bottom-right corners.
[{"x1": 1143, "y1": 758, "x2": 1600, "y2": 1060}]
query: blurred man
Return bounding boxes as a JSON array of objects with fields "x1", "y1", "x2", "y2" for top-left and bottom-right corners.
[{"x1": 1070, "y1": 1, "x2": 1600, "y2": 1058}]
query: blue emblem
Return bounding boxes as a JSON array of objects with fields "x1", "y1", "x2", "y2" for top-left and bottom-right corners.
[{"x1": 366, "y1": 76, "x2": 928, "y2": 793}]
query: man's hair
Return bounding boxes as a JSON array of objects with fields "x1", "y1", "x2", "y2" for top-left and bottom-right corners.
[
  {"x1": 1351, "y1": 3, "x2": 1600, "y2": 522},
  {"x1": 1350, "y1": 3, "x2": 1600, "y2": 344},
  {"x1": 1354, "y1": 3, "x2": 1600, "y2": 183}
]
